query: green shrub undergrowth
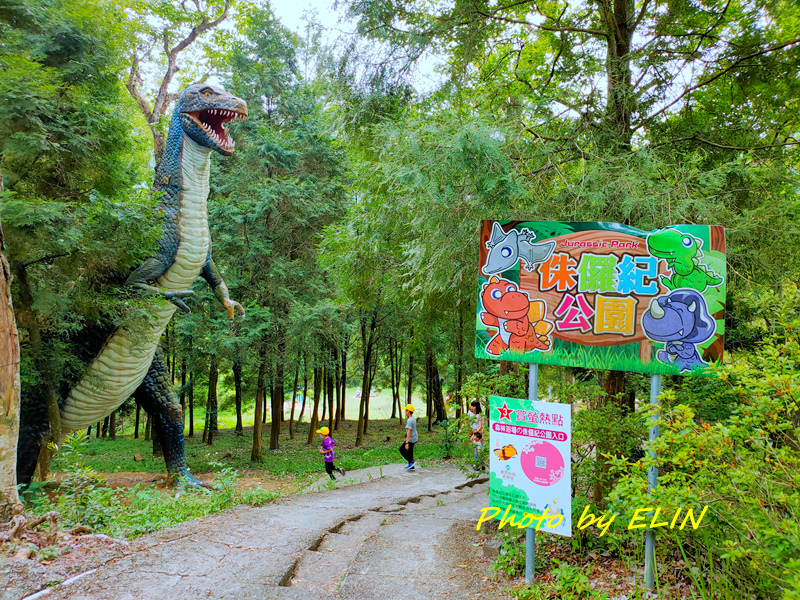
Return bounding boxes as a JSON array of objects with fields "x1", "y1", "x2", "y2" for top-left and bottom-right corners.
[{"x1": 25, "y1": 434, "x2": 280, "y2": 539}]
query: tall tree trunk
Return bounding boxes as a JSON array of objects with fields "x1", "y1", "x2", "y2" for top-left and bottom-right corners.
[
  {"x1": 390, "y1": 341, "x2": 397, "y2": 420},
  {"x1": 109, "y1": 411, "x2": 116, "y2": 440},
  {"x1": 306, "y1": 366, "x2": 322, "y2": 445},
  {"x1": 206, "y1": 354, "x2": 218, "y2": 446},
  {"x1": 432, "y1": 359, "x2": 446, "y2": 423},
  {"x1": 426, "y1": 346, "x2": 446, "y2": 424},
  {"x1": 211, "y1": 359, "x2": 219, "y2": 433},
  {"x1": 334, "y1": 348, "x2": 341, "y2": 432},
  {"x1": 390, "y1": 338, "x2": 403, "y2": 421},
  {"x1": 396, "y1": 340, "x2": 404, "y2": 418},
  {"x1": 0, "y1": 215, "x2": 22, "y2": 516},
  {"x1": 298, "y1": 360, "x2": 308, "y2": 424},
  {"x1": 356, "y1": 366, "x2": 369, "y2": 447},
  {"x1": 425, "y1": 347, "x2": 433, "y2": 432},
  {"x1": 13, "y1": 264, "x2": 60, "y2": 480},
  {"x1": 321, "y1": 364, "x2": 327, "y2": 422},
  {"x1": 356, "y1": 310, "x2": 379, "y2": 447},
  {"x1": 202, "y1": 399, "x2": 209, "y2": 443},
  {"x1": 180, "y1": 357, "x2": 187, "y2": 424},
  {"x1": 289, "y1": 364, "x2": 299, "y2": 439},
  {"x1": 134, "y1": 402, "x2": 141, "y2": 439},
  {"x1": 605, "y1": 0, "x2": 635, "y2": 146},
  {"x1": 144, "y1": 415, "x2": 151, "y2": 441},
  {"x1": 363, "y1": 354, "x2": 376, "y2": 435},
  {"x1": 593, "y1": 370, "x2": 627, "y2": 506},
  {"x1": 327, "y1": 358, "x2": 334, "y2": 432},
  {"x1": 188, "y1": 369, "x2": 194, "y2": 437},
  {"x1": 269, "y1": 359, "x2": 283, "y2": 450},
  {"x1": 233, "y1": 357, "x2": 243, "y2": 435},
  {"x1": 102, "y1": 415, "x2": 110, "y2": 437},
  {"x1": 251, "y1": 346, "x2": 267, "y2": 462},
  {"x1": 406, "y1": 342, "x2": 414, "y2": 406},
  {"x1": 262, "y1": 368, "x2": 268, "y2": 424},
  {"x1": 456, "y1": 300, "x2": 464, "y2": 419},
  {"x1": 340, "y1": 340, "x2": 347, "y2": 421}
]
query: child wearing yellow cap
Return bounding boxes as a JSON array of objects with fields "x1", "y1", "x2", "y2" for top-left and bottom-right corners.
[
  {"x1": 317, "y1": 426, "x2": 345, "y2": 480},
  {"x1": 399, "y1": 404, "x2": 418, "y2": 470}
]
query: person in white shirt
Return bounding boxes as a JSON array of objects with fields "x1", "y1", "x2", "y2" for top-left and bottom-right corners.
[{"x1": 400, "y1": 404, "x2": 418, "y2": 470}]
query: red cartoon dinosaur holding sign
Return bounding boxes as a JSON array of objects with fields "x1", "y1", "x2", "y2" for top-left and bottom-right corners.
[{"x1": 480, "y1": 276, "x2": 553, "y2": 355}]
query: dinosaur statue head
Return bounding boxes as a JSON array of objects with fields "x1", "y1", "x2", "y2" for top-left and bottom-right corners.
[{"x1": 177, "y1": 84, "x2": 248, "y2": 156}]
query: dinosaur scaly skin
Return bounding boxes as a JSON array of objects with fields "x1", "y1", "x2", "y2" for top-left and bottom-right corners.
[
  {"x1": 646, "y1": 228, "x2": 723, "y2": 293},
  {"x1": 18, "y1": 84, "x2": 247, "y2": 486}
]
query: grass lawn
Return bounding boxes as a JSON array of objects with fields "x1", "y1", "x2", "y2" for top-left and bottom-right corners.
[{"x1": 57, "y1": 415, "x2": 470, "y2": 482}]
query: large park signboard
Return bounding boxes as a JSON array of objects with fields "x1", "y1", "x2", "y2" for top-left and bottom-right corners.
[{"x1": 475, "y1": 221, "x2": 726, "y2": 375}]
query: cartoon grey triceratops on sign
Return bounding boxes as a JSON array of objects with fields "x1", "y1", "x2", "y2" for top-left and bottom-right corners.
[{"x1": 482, "y1": 222, "x2": 556, "y2": 275}]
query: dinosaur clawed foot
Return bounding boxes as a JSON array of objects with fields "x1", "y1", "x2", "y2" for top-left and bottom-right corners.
[
  {"x1": 224, "y1": 299, "x2": 245, "y2": 320},
  {"x1": 164, "y1": 290, "x2": 195, "y2": 313},
  {"x1": 170, "y1": 468, "x2": 213, "y2": 490}
]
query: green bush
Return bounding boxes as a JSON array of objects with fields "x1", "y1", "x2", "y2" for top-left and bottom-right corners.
[
  {"x1": 509, "y1": 560, "x2": 609, "y2": 600},
  {"x1": 28, "y1": 434, "x2": 280, "y2": 539},
  {"x1": 609, "y1": 286, "x2": 800, "y2": 599},
  {"x1": 492, "y1": 529, "x2": 526, "y2": 577}
]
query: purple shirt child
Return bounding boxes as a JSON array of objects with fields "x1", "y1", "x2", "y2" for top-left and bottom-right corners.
[
  {"x1": 317, "y1": 427, "x2": 344, "y2": 481},
  {"x1": 322, "y1": 437, "x2": 335, "y2": 462}
]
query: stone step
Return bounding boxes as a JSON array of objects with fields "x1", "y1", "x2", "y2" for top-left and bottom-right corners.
[
  {"x1": 376, "y1": 503, "x2": 406, "y2": 513},
  {"x1": 317, "y1": 532, "x2": 366, "y2": 555},
  {"x1": 336, "y1": 512, "x2": 385, "y2": 538},
  {"x1": 291, "y1": 548, "x2": 353, "y2": 589},
  {"x1": 291, "y1": 520, "x2": 385, "y2": 594},
  {"x1": 413, "y1": 495, "x2": 442, "y2": 509}
]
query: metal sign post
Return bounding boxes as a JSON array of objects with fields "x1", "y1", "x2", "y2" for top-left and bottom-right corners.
[
  {"x1": 644, "y1": 373, "x2": 661, "y2": 590},
  {"x1": 525, "y1": 363, "x2": 539, "y2": 584}
]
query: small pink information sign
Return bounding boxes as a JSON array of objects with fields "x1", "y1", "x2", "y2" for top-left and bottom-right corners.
[{"x1": 489, "y1": 395, "x2": 572, "y2": 537}]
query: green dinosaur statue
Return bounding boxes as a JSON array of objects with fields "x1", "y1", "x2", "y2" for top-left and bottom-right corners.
[{"x1": 646, "y1": 228, "x2": 723, "y2": 293}]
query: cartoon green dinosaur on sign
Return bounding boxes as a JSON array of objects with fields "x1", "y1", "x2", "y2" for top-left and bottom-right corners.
[{"x1": 647, "y1": 228, "x2": 723, "y2": 293}]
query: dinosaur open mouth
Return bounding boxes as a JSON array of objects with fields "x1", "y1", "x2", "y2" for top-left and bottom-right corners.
[{"x1": 187, "y1": 109, "x2": 245, "y2": 151}]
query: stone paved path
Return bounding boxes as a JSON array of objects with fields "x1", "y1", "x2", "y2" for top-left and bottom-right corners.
[{"x1": 25, "y1": 465, "x2": 505, "y2": 600}]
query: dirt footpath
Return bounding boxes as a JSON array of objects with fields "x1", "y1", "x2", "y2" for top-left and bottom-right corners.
[{"x1": 14, "y1": 465, "x2": 509, "y2": 600}]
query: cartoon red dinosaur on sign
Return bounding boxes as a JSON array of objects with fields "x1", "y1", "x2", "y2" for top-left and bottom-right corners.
[{"x1": 480, "y1": 276, "x2": 554, "y2": 355}]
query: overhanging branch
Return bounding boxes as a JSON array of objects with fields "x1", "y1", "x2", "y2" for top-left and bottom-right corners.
[{"x1": 639, "y1": 38, "x2": 800, "y2": 129}]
